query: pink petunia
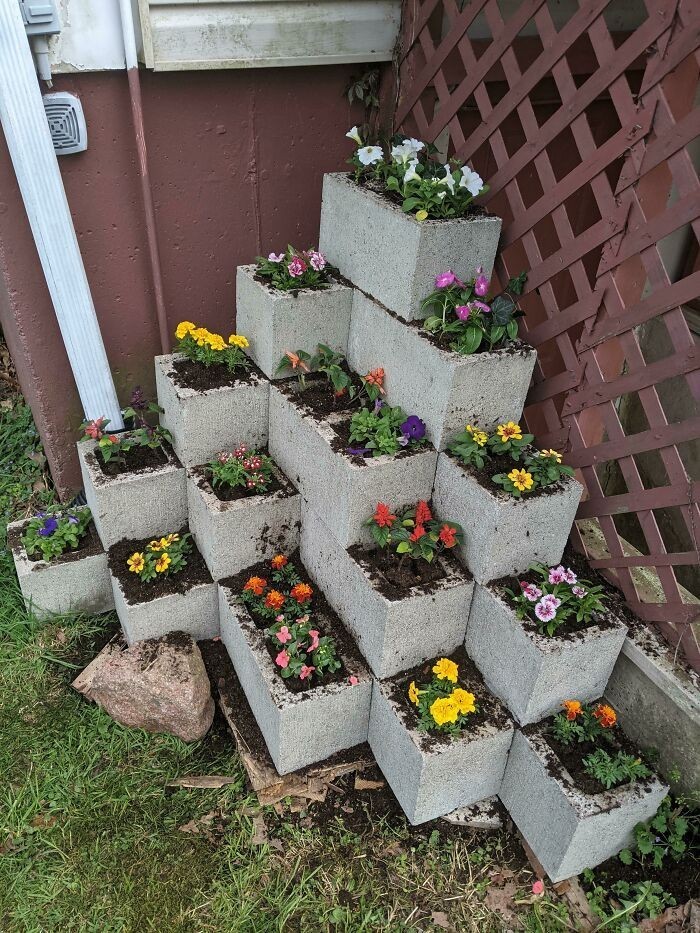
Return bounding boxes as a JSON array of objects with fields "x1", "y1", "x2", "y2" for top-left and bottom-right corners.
[
  {"x1": 541, "y1": 594, "x2": 561, "y2": 610},
  {"x1": 268, "y1": 252, "x2": 285, "y2": 262},
  {"x1": 534, "y1": 598, "x2": 557, "y2": 622},
  {"x1": 307, "y1": 630, "x2": 320, "y2": 652},
  {"x1": 564, "y1": 568, "x2": 577, "y2": 584},
  {"x1": 548, "y1": 565, "x2": 567, "y2": 584},
  {"x1": 275, "y1": 649, "x2": 289, "y2": 668},
  {"x1": 434, "y1": 270, "x2": 463, "y2": 289},
  {"x1": 276, "y1": 626, "x2": 292, "y2": 644},
  {"x1": 474, "y1": 266, "x2": 490, "y2": 297},
  {"x1": 300, "y1": 664, "x2": 315, "y2": 681},
  {"x1": 288, "y1": 256, "x2": 307, "y2": 278},
  {"x1": 471, "y1": 300, "x2": 491, "y2": 314},
  {"x1": 521, "y1": 583, "x2": 542, "y2": 602},
  {"x1": 455, "y1": 304, "x2": 471, "y2": 321},
  {"x1": 572, "y1": 585, "x2": 587, "y2": 598},
  {"x1": 309, "y1": 250, "x2": 326, "y2": 271}
]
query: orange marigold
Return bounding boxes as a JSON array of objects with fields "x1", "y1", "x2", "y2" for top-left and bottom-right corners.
[
  {"x1": 563, "y1": 700, "x2": 582, "y2": 721},
  {"x1": 373, "y1": 502, "x2": 396, "y2": 528},
  {"x1": 290, "y1": 582, "x2": 313, "y2": 604},
  {"x1": 593, "y1": 704, "x2": 617, "y2": 728},
  {"x1": 244, "y1": 576, "x2": 267, "y2": 596},
  {"x1": 264, "y1": 590, "x2": 285, "y2": 610},
  {"x1": 271, "y1": 554, "x2": 288, "y2": 569}
]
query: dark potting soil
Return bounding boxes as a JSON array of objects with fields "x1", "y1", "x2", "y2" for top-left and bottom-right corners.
[
  {"x1": 354, "y1": 172, "x2": 488, "y2": 219},
  {"x1": 108, "y1": 530, "x2": 212, "y2": 604},
  {"x1": 329, "y1": 415, "x2": 428, "y2": 466},
  {"x1": 190, "y1": 460, "x2": 290, "y2": 503},
  {"x1": 10, "y1": 519, "x2": 103, "y2": 566},
  {"x1": 275, "y1": 367, "x2": 365, "y2": 420},
  {"x1": 445, "y1": 450, "x2": 565, "y2": 499},
  {"x1": 220, "y1": 553, "x2": 358, "y2": 695},
  {"x1": 581, "y1": 845, "x2": 700, "y2": 907},
  {"x1": 169, "y1": 356, "x2": 266, "y2": 392},
  {"x1": 347, "y1": 543, "x2": 451, "y2": 601},
  {"x1": 386, "y1": 646, "x2": 512, "y2": 753},
  {"x1": 94, "y1": 442, "x2": 170, "y2": 478}
]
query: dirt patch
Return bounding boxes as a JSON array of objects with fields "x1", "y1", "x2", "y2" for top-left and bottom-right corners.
[
  {"x1": 94, "y1": 443, "x2": 171, "y2": 478},
  {"x1": 108, "y1": 531, "x2": 212, "y2": 604},
  {"x1": 446, "y1": 450, "x2": 565, "y2": 499},
  {"x1": 168, "y1": 356, "x2": 266, "y2": 392},
  {"x1": 9, "y1": 519, "x2": 103, "y2": 566},
  {"x1": 348, "y1": 544, "x2": 446, "y2": 596},
  {"x1": 275, "y1": 368, "x2": 364, "y2": 421}
]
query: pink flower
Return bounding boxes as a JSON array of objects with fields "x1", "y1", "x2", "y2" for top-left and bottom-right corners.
[
  {"x1": 474, "y1": 267, "x2": 490, "y2": 297},
  {"x1": 275, "y1": 614, "x2": 285, "y2": 622},
  {"x1": 296, "y1": 614, "x2": 310, "y2": 625},
  {"x1": 276, "y1": 626, "x2": 292, "y2": 644},
  {"x1": 455, "y1": 304, "x2": 471, "y2": 321},
  {"x1": 521, "y1": 583, "x2": 542, "y2": 602},
  {"x1": 532, "y1": 880, "x2": 545, "y2": 896},
  {"x1": 288, "y1": 256, "x2": 307, "y2": 278},
  {"x1": 275, "y1": 649, "x2": 289, "y2": 668},
  {"x1": 268, "y1": 252, "x2": 285, "y2": 262},
  {"x1": 534, "y1": 598, "x2": 557, "y2": 622},
  {"x1": 300, "y1": 664, "x2": 315, "y2": 681},
  {"x1": 309, "y1": 250, "x2": 326, "y2": 271},
  {"x1": 541, "y1": 594, "x2": 561, "y2": 610},
  {"x1": 548, "y1": 565, "x2": 567, "y2": 584},
  {"x1": 572, "y1": 585, "x2": 587, "y2": 598},
  {"x1": 434, "y1": 270, "x2": 463, "y2": 289},
  {"x1": 564, "y1": 568, "x2": 577, "y2": 584},
  {"x1": 472, "y1": 300, "x2": 491, "y2": 314},
  {"x1": 307, "y1": 630, "x2": 320, "y2": 652},
  {"x1": 348, "y1": 675, "x2": 359, "y2": 686}
]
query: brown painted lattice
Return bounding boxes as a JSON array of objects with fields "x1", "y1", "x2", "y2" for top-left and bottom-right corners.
[{"x1": 391, "y1": 0, "x2": 700, "y2": 666}]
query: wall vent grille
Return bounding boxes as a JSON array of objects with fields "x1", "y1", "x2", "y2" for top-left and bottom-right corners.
[{"x1": 42, "y1": 92, "x2": 87, "y2": 155}]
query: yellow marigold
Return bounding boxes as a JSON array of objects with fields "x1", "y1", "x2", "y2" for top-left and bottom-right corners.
[
  {"x1": 451, "y1": 688, "x2": 476, "y2": 716},
  {"x1": 148, "y1": 539, "x2": 164, "y2": 552},
  {"x1": 430, "y1": 696, "x2": 459, "y2": 726},
  {"x1": 497, "y1": 421, "x2": 523, "y2": 441},
  {"x1": 175, "y1": 321, "x2": 196, "y2": 340},
  {"x1": 408, "y1": 681, "x2": 421, "y2": 706},
  {"x1": 540, "y1": 448, "x2": 563, "y2": 463},
  {"x1": 127, "y1": 552, "x2": 144, "y2": 573},
  {"x1": 155, "y1": 553, "x2": 171, "y2": 573},
  {"x1": 192, "y1": 327, "x2": 210, "y2": 347},
  {"x1": 229, "y1": 334, "x2": 249, "y2": 349},
  {"x1": 206, "y1": 333, "x2": 227, "y2": 351},
  {"x1": 508, "y1": 468, "x2": 534, "y2": 492},
  {"x1": 432, "y1": 657, "x2": 459, "y2": 683}
]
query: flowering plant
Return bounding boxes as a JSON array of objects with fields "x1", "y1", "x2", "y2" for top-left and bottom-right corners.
[
  {"x1": 365, "y1": 500, "x2": 463, "y2": 563},
  {"x1": 449, "y1": 422, "x2": 574, "y2": 498},
  {"x1": 81, "y1": 388, "x2": 172, "y2": 466},
  {"x1": 209, "y1": 445, "x2": 274, "y2": 494},
  {"x1": 347, "y1": 400, "x2": 427, "y2": 458},
  {"x1": 421, "y1": 269, "x2": 526, "y2": 355},
  {"x1": 276, "y1": 344, "x2": 353, "y2": 396},
  {"x1": 552, "y1": 700, "x2": 650, "y2": 790},
  {"x1": 346, "y1": 127, "x2": 487, "y2": 220},
  {"x1": 506, "y1": 563, "x2": 607, "y2": 636},
  {"x1": 126, "y1": 532, "x2": 191, "y2": 583},
  {"x1": 255, "y1": 245, "x2": 332, "y2": 291},
  {"x1": 175, "y1": 321, "x2": 250, "y2": 374},
  {"x1": 21, "y1": 508, "x2": 92, "y2": 562},
  {"x1": 408, "y1": 657, "x2": 477, "y2": 736}
]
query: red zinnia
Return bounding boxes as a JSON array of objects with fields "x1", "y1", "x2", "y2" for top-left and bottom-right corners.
[
  {"x1": 438, "y1": 524, "x2": 457, "y2": 548},
  {"x1": 415, "y1": 500, "x2": 432, "y2": 525},
  {"x1": 373, "y1": 503, "x2": 396, "y2": 528}
]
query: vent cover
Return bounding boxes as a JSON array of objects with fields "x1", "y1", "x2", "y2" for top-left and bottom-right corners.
[{"x1": 42, "y1": 92, "x2": 87, "y2": 155}]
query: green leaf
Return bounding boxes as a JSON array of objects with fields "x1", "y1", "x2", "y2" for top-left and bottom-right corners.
[
  {"x1": 491, "y1": 294, "x2": 515, "y2": 326},
  {"x1": 460, "y1": 325, "x2": 482, "y2": 355},
  {"x1": 402, "y1": 197, "x2": 421, "y2": 211},
  {"x1": 396, "y1": 541, "x2": 411, "y2": 553},
  {"x1": 618, "y1": 848, "x2": 633, "y2": 865}
]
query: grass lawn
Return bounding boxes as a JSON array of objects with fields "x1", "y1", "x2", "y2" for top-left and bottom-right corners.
[{"x1": 0, "y1": 388, "x2": 579, "y2": 932}]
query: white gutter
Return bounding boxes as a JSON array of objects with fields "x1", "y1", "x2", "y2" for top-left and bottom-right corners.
[{"x1": 0, "y1": 0, "x2": 124, "y2": 429}]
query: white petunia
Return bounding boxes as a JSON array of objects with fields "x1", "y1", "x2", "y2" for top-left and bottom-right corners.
[
  {"x1": 357, "y1": 145, "x2": 384, "y2": 166},
  {"x1": 391, "y1": 142, "x2": 416, "y2": 164},
  {"x1": 403, "y1": 159, "x2": 420, "y2": 184},
  {"x1": 459, "y1": 166, "x2": 485, "y2": 197},
  {"x1": 346, "y1": 125, "x2": 363, "y2": 146},
  {"x1": 439, "y1": 164, "x2": 456, "y2": 195},
  {"x1": 403, "y1": 137, "x2": 426, "y2": 157}
]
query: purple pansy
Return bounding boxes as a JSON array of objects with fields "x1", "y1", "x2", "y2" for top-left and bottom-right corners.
[
  {"x1": 400, "y1": 415, "x2": 426, "y2": 441},
  {"x1": 374, "y1": 398, "x2": 384, "y2": 414},
  {"x1": 39, "y1": 517, "x2": 59, "y2": 537},
  {"x1": 347, "y1": 446, "x2": 371, "y2": 457}
]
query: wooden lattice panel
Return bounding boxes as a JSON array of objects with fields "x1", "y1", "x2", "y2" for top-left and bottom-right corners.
[{"x1": 393, "y1": 0, "x2": 700, "y2": 666}]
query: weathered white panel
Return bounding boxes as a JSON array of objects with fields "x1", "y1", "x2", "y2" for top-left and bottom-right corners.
[
  {"x1": 139, "y1": 0, "x2": 401, "y2": 70},
  {"x1": 48, "y1": 0, "x2": 128, "y2": 72}
]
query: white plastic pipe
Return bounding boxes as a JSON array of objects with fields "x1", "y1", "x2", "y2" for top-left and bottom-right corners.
[{"x1": 0, "y1": 0, "x2": 123, "y2": 429}]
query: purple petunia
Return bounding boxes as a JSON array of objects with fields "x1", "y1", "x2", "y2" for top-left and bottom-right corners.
[
  {"x1": 39, "y1": 517, "x2": 59, "y2": 537},
  {"x1": 400, "y1": 415, "x2": 427, "y2": 441},
  {"x1": 374, "y1": 398, "x2": 384, "y2": 414}
]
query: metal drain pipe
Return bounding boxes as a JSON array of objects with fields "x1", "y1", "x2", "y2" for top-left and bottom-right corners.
[
  {"x1": 0, "y1": 0, "x2": 123, "y2": 429},
  {"x1": 118, "y1": 0, "x2": 170, "y2": 354}
]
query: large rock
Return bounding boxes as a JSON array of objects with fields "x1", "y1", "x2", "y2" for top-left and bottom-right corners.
[{"x1": 73, "y1": 632, "x2": 214, "y2": 741}]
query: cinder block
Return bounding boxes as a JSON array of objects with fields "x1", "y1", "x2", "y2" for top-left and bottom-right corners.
[
  {"x1": 300, "y1": 505, "x2": 474, "y2": 679},
  {"x1": 318, "y1": 173, "x2": 502, "y2": 321},
  {"x1": 433, "y1": 452, "x2": 583, "y2": 583},
  {"x1": 8, "y1": 512, "x2": 114, "y2": 620},
  {"x1": 499, "y1": 727, "x2": 668, "y2": 882},
  {"x1": 369, "y1": 675, "x2": 514, "y2": 824},
  {"x1": 187, "y1": 464, "x2": 301, "y2": 581},
  {"x1": 78, "y1": 439, "x2": 187, "y2": 549},
  {"x1": 268, "y1": 383, "x2": 438, "y2": 548},
  {"x1": 110, "y1": 565, "x2": 219, "y2": 645},
  {"x1": 155, "y1": 353, "x2": 270, "y2": 468},
  {"x1": 347, "y1": 291, "x2": 537, "y2": 450},
  {"x1": 218, "y1": 582, "x2": 372, "y2": 774},
  {"x1": 466, "y1": 584, "x2": 627, "y2": 725},
  {"x1": 235, "y1": 264, "x2": 353, "y2": 379}
]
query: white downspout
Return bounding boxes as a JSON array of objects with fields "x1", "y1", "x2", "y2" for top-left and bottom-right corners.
[{"x1": 0, "y1": 0, "x2": 124, "y2": 429}]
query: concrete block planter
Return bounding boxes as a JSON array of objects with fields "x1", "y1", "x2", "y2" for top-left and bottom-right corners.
[
  {"x1": 78, "y1": 439, "x2": 187, "y2": 549},
  {"x1": 187, "y1": 463, "x2": 301, "y2": 581},
  {"x1": 155, "y1": 353, "x2": 270, "y2": 468},
  {"x1": 235, "y1": 264, "x2": 353, "y2": 379},
  {"x1": 218, "y1": 581, "x2": 372, "y2": 774},
  {"x1": 499, "y1": 726, "x2": 668, "y2": 882},
  {"x1": 318, "y1": 173, "x2": 502, "y2": 321},
  {"x1": 369, "y1": 655, "x2": 514, "y2": 824},
  {"x1": 466, "y1": 584, "x2": 627, "y2": 725},
  {"x1": 268, "y1": 383, "x2": 438, "y2": 548},
  {"x1": 8, "y1": 512, "x2": 113, "y2": 620},
  {"x1": 300, "y1": 506, "x2": 474, "y2": 679},
  {"x1": 348, "y1": 291, "x2": 536, "y2": 449},
  {"x1": 108, "y1": 537, "x2": 219, "y2": 644},
  {"x1": 433, "y1": 452, "x2": 584, "y2": 583}
]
